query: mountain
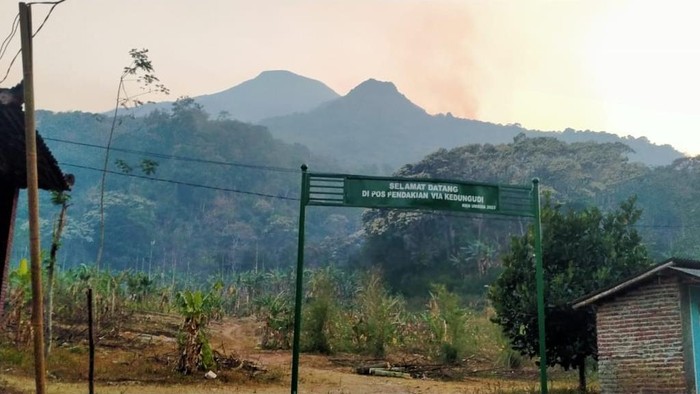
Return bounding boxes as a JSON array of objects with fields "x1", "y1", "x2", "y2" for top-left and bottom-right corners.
[
  {"x1": 260, "y1": 78, "x2": 684, "y2": 171},
  {"x1": 131, "y1": 70, "x2": 340, "y2": 122},
  {"x1": 260, "y1": 79, "x2": 450, "y2": 172}
]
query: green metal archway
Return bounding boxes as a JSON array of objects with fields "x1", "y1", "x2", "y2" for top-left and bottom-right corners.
[{"x1": 291, "y1": 165, "x2": 547, "y2": 394}]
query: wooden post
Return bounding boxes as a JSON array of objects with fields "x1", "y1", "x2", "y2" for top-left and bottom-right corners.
[
  {"x1": 19, "y1": 3, "x2": 47, "y2": 393},
  {"x1": 87, "y1": 288, "x2": 95, "y2": 394}
]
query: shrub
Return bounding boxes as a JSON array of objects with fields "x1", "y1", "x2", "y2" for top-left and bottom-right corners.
[
  {"x1": 422, "y1": 284, "x2": 471, "y2": 364},
  {"x1": 351, "y1": 271, "x2": 404, "y2": 358},
  {"x1": 301, "y1": 268, "x2": 342, "y2": 354}
]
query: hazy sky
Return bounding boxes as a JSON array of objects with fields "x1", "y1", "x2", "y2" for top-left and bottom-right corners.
[{"x1": 1, "y1": 0, "x2": 699, "y2": 155}]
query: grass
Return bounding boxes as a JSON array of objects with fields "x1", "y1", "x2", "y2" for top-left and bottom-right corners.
[
  {"x1": 0, "y1": 378, "x2": 26, "y2": 394},
  {"x1": 0, "y1": 344, "x2": 30, "y2": 369}
]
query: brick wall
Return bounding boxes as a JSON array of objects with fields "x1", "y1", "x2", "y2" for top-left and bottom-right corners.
[{"x1": 597, "y1": 275, "x2": 688, "y2": 393}]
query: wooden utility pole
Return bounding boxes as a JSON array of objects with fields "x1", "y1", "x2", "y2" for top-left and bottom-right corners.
[
  {"x1": 19, "y1": 2, "x2": 47, "y2": 393},
  {"x1": 87, "y1": 288, "x2": 95, "y2": 394}
]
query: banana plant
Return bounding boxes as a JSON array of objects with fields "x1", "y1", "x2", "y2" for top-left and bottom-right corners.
[{"x1": 175, "y1": 289, "x2": 218, "y2": 374}]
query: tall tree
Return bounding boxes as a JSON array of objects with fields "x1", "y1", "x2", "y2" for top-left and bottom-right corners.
[
  {"x1": 488, "y1": 197, "x2": 651, "y2": 391},
  {"x1": 96, "y1": 48, "x2": 168, "y2": 270}
]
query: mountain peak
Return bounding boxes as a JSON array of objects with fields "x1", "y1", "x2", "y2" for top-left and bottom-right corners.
[
  {"x1": 254, "y1": 70, "x2": 310, "y2": 81},
  {"x1": 194, "y1": 70, "x2": 339, "y2": 122},
  {"x1": 347, "y1": 78, "x2": 400, "y2": 98},
  {"x1": 340, "y1": 78, "x2": 426, "y2": 116}
]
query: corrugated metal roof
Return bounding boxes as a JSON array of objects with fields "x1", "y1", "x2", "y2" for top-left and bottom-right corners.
[
  {"x1": 572, "y1": 258, "x2": 700, "y2": 309},
  {"x1": 670, "y1": 266, "x2": 700, "y2": 278}
]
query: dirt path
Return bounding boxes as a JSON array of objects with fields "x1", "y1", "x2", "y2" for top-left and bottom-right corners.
[{"x1": 3, "y1": 370, "x2": 537, "y2": 394}]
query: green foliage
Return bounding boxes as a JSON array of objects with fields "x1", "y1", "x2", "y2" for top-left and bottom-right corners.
[
  {"x1": 489, "y1": 197, "x2": 651, "y2": 377},
  {"x1": 9, "y1": 258, "x2": 31, "y2": 303},
  {"x1": 114, "y1": 159, "x2": 133, "y2": 174},
  {"x1": 3, "y1": 262, "x2": 524, "y2": 373},
  {"x1": 361, "y1": 136, "x2": 653, "y2": 298},
  {"x1": 140, "y1": 159, "x2": 158, "y2": 175},
  {"x1": 256, "y1": 292, "x2": 294, "y2": 350},
  {"x1": 53, "y1": 266, "x2": 128, "y2": 331},
  {"x1": 5, "y1": 259, "x2": 33, "y2": 344},
  {"x1": 0, "y1": 345, "x2": 27, "y2": 366},
  {"x1": 350, "y1": 271, "x2": 404, "y2": 357},
  {"x1": 175, "y1": 288, "x2": 220, "y2": 374},
  {"x1": 301, "y1": 268, "x2": 341, "y2": 354},
  {"x1": 27, "y1": 98, "x2": 356, "y2": 276},
  {"x1": 422, "y1": 284, "x2": 472, "y2": 364},
  {"x1": 97, "y1": 48, "x2": 170, "y2": 270},
  {"x1": 176, "y1": 289, "x2": 219, "y2": 326},
  {"x1": 495, "y1": 333, "x2": 524, "y2": 369},
  {"x1": 125, "y1": 271, "x2": 155, "y2": 305},
  {"x1": 16, "y1": 98, "x2": 700, "y2": 305},
  {"x1": 49, "y1": 190, "x2": 71, "y2": 206},
  {"x1": 121, "y1": 48, "x2": 169, "y2": 104}
]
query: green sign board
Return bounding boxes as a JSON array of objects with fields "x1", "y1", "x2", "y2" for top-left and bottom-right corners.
[
  {"x1": 292, "y1": 167, "x2": 548, "y2": 394},
  {"x1": 343, "y1": 177, "x2": 499, "y2": 213}
]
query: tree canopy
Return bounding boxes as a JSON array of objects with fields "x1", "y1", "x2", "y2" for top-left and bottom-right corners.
[
  {"x1": 488, "y1": 197, "x2": 651, "y2": 390},
  {"x1": 360, "y1": 135, "x2": 649, "y2": 297}
]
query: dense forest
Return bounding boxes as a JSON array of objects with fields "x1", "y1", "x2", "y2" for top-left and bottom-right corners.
[
  {"x1": 10, "y1": 99, "x2": 700, "y2": 303},
  {"x1": 12, "y1": 101, "x2": 359, "y2": 280}
]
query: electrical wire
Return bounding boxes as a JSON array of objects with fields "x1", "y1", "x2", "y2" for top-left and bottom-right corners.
[
  {"x1": 0, "y1": 14, "x2": 19, "y2": 63},
  {"x1": 45, "y1": 137, "x2": 300, "y2": 173},
  {"x1": 0, "y1": 0, "x2": 66, "y2": 84},
  {"x1": 30, "y1": 1, "x2": 66, "y2": 37},
  {"x1": 60, "y1": 162, "x2": 300, "y2": 201},
  {"x1": 57, "y1": 163, "x2": 700, "y2": 230}
]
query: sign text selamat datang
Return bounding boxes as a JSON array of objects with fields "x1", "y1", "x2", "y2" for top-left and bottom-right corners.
[{"x1": 343, "y1": 178, "x2": 499, "y2": 212}]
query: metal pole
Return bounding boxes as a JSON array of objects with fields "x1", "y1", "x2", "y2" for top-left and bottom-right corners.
[
  {"x1": 19, "y1": 3, "x2": 47, "y2": 394},
  {"x1": 532, "y1": 178, "x2": 547, "y2": 394},
  {"x1": 290, "y1": 164, "x2": 309, "y2": 394}
]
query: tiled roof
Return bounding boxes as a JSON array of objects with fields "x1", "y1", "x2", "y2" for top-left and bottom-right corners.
[{"x1": 0, "y1": 100, "x2": 69, "y2": 191}]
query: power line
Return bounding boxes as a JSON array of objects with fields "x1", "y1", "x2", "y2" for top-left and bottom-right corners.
[
  {"x1": 0, "y1": 14, "x2": 19, "y2": 63},
  {"x1": 27, "y1": 1, "x2": 67, "y2": 5},
  {"x1": 0, "y1": 1, "x2": 66, "y2": 84},
  {"x1": 61, "y1": 157, "x2": 700, "y2": 229},
  {"x1": 45, "y1": 137, "x2": 300, "y2": 174},
  {"x1": 60, "y1": 162, "x2": 300, "y2": 201},
  {"x1": 634, "y1": 223, "x2": 700, "y2": 229},
  {"x1": 30, "y1": 1, "x2": 66, "y2": 36},
  {"x1": 58, "y1": 164, "x2": 700, "y2": 230}
]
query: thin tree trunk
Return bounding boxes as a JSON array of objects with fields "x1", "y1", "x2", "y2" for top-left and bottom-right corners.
[
  {"x1": 578, "y1": 357, "x2": 586, "y2": 392},
  {"x1": 96, "y1": 78, "x2": 124, "y2": 271},
  {"x1": 45, "y1": 195, "x2": 68, "y2": 357}
]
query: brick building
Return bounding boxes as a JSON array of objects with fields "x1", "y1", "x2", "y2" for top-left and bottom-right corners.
[{"x1": 574, "y1": 258, "x2": 700, "y2": 393}]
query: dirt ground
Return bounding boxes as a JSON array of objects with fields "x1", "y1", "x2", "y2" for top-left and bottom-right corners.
[{"x1": 1, "y1": 314, "x2": 579, "y2": 394}]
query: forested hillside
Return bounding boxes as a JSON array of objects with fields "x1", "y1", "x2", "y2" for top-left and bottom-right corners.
[
  {"x1": 12, "y1": 100, "x2": 359, "y2": 278},
  {"x1": 360, "y1": 136, "x2": 699, "y2": 298},
  {"x1": 9, "y1": 102, "x2": 699, "y2": 300}
]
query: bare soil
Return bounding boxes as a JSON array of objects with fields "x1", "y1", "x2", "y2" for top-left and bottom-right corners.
[{"x1": 0, "y1": 313, "x2": 581, "y2": 393}]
